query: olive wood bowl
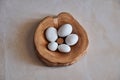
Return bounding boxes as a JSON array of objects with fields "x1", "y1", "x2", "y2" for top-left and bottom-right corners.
[{"x1": 34, "y1": 12, "x2": 89, "y2": 66}]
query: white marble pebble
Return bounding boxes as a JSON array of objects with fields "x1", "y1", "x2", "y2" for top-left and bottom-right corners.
[
  {"x1": 58, "y1": 24, "x2": 72, "y2": 37},
  {"x1": 65, "y1": 34, "x2": 79, "y2": 46},
  {"x1": 45, "y1": 27, "x2": 58, "y2": 42},
  {"x1": 58, "y1": 44, "x2": 71, "y2": 53},
  {"x1": 48, "y1": 42, "x2": 58, "y2": 51}
]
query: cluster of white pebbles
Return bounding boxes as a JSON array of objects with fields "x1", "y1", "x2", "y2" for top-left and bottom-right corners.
[{"x1": 45, "y1": 24, "x2": 79, "y2": 53}]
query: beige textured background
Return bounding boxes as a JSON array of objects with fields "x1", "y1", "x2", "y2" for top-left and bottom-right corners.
[{"x1": 0, "y1": 0, "x2": 120, "y2": 80}]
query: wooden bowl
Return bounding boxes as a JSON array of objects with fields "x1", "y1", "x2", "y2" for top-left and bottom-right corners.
[{"x1": 34, "y1": 12, "x2": 89, "y2": 66}]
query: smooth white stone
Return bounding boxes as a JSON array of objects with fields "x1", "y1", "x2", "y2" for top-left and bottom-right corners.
[
  {"x1": 65, "y1": 34, "x2": 79, "y2": 46},
  {"x1": 58, "y1": 24, "x2": 72, "y2": 37},
  {"x1": 45, "y1": 27, "x2": 58, "y2": 42},
  {"x1": 48, "y1": 42, "x2": 58, "y2": 51},
  {"x1": 58, "y1": 44, "x2": 71, "y2": 53}
]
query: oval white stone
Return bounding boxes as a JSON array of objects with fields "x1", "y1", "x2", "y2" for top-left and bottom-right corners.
[
  {"x1": 58, "y1": 24, "x2": 72, "y2": 37},
  {"x1": 65, "y1": 34, "x2": 79, "y2": 46},
  {"x1": 45, "y1": 27, "x2": 58, "y2": 42},
  {"x1": 58, "y1": 44, "x2": 71, "y2": 53},
  {"x1": 48, "y1": 42, "x2": 58, "y2": 51}
]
